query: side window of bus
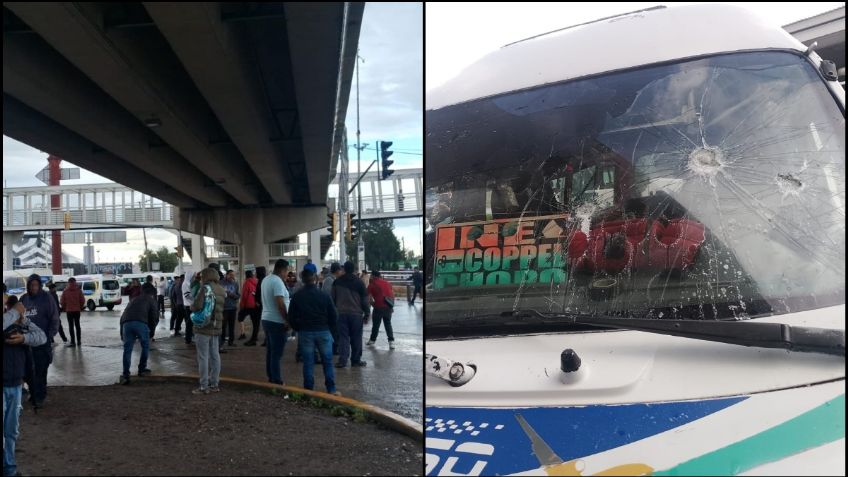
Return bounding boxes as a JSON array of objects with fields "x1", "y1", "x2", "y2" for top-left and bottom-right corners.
[
  {"x1": 428, "y1": 182, "x2": 456, "y2": 226},
  {"x1": 601, "y1": 168, "x2": 615, "y2": 187},
  {"x1": 632, "y1": 153, "x2": 685, "y2": 197},
  {"x1": 571, "y1": 165, "x2": 615, "y2": 209}
]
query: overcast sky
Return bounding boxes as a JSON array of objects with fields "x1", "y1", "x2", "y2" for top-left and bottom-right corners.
[
  {"x1": 3, "y1": 2, "x2": 423, "y2": 263},
  {"x1": 345, "y1": 2, "x2": 423, "y2": 257},
  {"x1": 349, "y1": 2, "x2": 423, "y2": 169},
  {"x1": 426, "y1": 2, "x2": 844, "y2": 90}
]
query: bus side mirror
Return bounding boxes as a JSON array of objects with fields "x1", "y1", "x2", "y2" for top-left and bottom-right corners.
[{"x1": 820, "y1": 60, "x2": 838, "y2": 81}]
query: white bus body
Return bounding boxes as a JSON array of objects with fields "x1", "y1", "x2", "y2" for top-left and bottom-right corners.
[
  {"x1": 425, "y1": 5, "x2": 845, "y2": 476},
  {"x1": 69, "y1": 274, "x2": 122, "y2": 311},
  {"x1": 4, "y1": 268, "x2": 56, "y2": 298}
]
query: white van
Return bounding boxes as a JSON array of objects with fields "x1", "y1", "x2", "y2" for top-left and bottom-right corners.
[
  {"x1": 4, "y1": 268, "x2": 55, "y2": 298},
  {"x1": 3, "y1": 271, "x2": 30, "y2": 298},
  {"x1": 50, "y1": 275, "x2": 71, "y2": 301},
  {"x1": 425, "y1": 5, "x2": 844, "y2": 476},
  {"x1": 119, "y1": 272, "x2": 174, "y2": 294},
  {"x1": 70, "y1": 274, "x2": 123, "y2": 311},
  {"x1": 117, "y1": 273, "x2": 149, "y2": 292}
]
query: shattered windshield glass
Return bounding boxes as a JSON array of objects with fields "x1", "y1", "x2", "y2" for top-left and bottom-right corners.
[{"x1": 425, "y1": 51, "x2": 845, "y2": 329}]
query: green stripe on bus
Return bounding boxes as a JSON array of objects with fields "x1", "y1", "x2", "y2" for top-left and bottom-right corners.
[{"x1": 654, "y1": 394, "x2": 844, "y2": 476}]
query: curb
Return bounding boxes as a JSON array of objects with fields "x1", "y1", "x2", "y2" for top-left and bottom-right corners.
[{"x1": 140, "y1": 374, "x2": 423, "y2": 440}]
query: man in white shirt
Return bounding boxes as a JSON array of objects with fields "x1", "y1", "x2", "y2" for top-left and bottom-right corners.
[
  {"x1": 261, "y1": 259, "x2": 291, "y2": 384},
  {"x1": 156, "y1": 277, "x2": 167, "y2": 317}
]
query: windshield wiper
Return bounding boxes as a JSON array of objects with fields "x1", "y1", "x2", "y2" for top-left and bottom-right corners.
[
  {"x1": 426, "y1": 354, "x2": 477, "y2": 387},
  {"x1": 432, "y1": 310, "x2": 845, "y2": 356}
]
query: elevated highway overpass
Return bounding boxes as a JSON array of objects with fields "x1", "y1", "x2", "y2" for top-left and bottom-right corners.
[{"x1": 4, "y1": 2, "x2": 364, "y2": 269}]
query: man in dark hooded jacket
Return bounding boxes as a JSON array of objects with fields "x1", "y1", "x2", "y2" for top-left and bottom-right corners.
[
  {"x1": 46, "y1": 281, "x2": 68, "y2": 344},
  {"x1": 118, "y1": 290, "x2": 158, "y2": 385},
  {"x1": 142, "y1": 276, "x2": 158, "y2": 342},
  {"x1": 19, "y1": 274, "x2": 59, "y2": 409},
  {"x1": 331, "y1": 262, "x2": 371, "y2": 368}
]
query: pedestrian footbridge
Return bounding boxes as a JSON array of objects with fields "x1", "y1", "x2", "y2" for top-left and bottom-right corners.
[{"x1": 3, "y1": 167, "x2": 422, "y2": 232}]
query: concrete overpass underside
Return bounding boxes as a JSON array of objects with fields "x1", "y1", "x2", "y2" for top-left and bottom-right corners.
[{"x1": 3, "y1": 2, "x2": 363, "y2": 267}]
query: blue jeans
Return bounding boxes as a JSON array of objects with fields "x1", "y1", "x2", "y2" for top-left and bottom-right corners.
[
  {"x1": 262, "y1": 320, "x2": 288, "y2": 384},
  {"x1": 195, "y1": 334, "x2": 220, "y2": 390},
  {"x1": 122, "y1": 321, "x2": 150, "y2": 377},
  {"x1": 337, "y1": 314, "x2": 364, "y2": 366},
  {"x1": 298, "y1": 330, "x2": 336, "y2": 393},
  {"x1": 3, "y1": 385, "x2": 22, "y2": 477}
]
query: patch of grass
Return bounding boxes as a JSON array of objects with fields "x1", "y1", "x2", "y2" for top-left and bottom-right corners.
[
  {"x1": 286, "y1": 391, "x2": 305, "y2": 402},
  {"x1": 351, "y1": 408, "x2": 368, "y2": 423},
  {"x1": 275, "y1": 389, "x2": 372, "y2": 424}
]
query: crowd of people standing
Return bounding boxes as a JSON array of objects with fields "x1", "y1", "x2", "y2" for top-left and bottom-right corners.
[{"x1": 3, "y1": 261, "x2": 416, "y2": 476}]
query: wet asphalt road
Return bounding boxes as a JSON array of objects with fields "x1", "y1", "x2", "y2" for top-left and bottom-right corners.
[{"x1": 46, "y1": 300, "x2": 424, "y2": 422}]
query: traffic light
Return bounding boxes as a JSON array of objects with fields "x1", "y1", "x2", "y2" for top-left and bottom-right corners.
[
  {"x1": 380, "y1": 140, "x2": 394, "y2": 180},
  {"x1": 347, "y1": 212, "x2": 358, "y2": 241},
  {"x1": 175, "y1": 245, "x2": 184, "y2": 258},
  {"x1": 326, "y1": 211, "x2": 338, "y2": 239}
]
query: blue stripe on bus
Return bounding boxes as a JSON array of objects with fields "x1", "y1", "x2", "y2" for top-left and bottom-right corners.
[{"x1": 426, "y1": 396, "x2": 745, "y2": 476}]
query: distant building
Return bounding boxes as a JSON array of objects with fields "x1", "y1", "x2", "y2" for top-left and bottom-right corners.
[{"x1": 10, "y1": 231, "x2": 84, "y2": 272}]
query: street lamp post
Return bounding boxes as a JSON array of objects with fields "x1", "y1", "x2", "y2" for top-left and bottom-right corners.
[{"x1": 355, "y1": 51, "x2": 364, "y2": 270}]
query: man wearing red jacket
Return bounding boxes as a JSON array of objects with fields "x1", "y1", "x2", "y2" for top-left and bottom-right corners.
[
  {"x1": 239, "y1": 270, "x2": 261, "y2": 346},
  {"x1": 366, "y1": 270, "x2": 395, "y2": 350},
  {"x1": 60, "y1": 278, "x2": 86, "y2": 348}
]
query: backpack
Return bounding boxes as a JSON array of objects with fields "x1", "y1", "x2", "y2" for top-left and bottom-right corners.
[
  {"x1": 254, "y1": 277, "x2": 264, "y2": 309},
  {"x1": 190, "y1": 284, "x2": 216, "y2": 329}
]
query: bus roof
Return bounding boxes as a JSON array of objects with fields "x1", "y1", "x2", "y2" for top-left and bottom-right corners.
[
  {"x1": 3, "y1": 268, "x2": 53, "y2": 277},
  {"x1": 426, "y1": 4, "x2": 808, "y2": 110},
  {"x1": 72, "y1": 274, "x2": 118, "y2": 281}
]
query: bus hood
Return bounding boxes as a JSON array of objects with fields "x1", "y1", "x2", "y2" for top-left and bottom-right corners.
[
  {"x1": 426, "y1": 306, "x2": 845, "y2": 476},
  {"x1": 427, "y1": 305, "x2": 845, "y2": 407}
]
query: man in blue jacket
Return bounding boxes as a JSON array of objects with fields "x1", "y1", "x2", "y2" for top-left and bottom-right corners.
[
  {"x1": 288, "y1": 269, "x2": 339, "y2": 394},
  {"x1": 4, "y1": 300, "x2": 48, "y2": 477},
  {"x1": 19, "y1": 274, "x2": 59, "y2": 410}
]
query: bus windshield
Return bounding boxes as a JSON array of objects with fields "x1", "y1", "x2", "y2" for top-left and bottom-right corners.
[{"x1": 425, "y1": 51, "x2": 845, "y2": 331}]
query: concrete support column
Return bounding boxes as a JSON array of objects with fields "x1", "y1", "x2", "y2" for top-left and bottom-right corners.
[
  {"x1": 48, "y1": 155, "x2": 62, "y2": 275},
  {"x1": 308, "y1": 229, "x2": 321, "y2": 266},
  {"x1": 241, "y1": 209, "x2": 269, "y2": 272},
  {"x1": 3, "y1": 231, "x2": 23, "y2": 270},
  {"x1": 191, "y1": 234, "x2": 205, "y2": 270}
]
